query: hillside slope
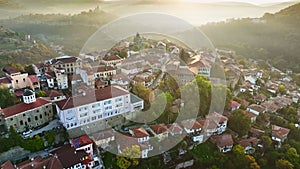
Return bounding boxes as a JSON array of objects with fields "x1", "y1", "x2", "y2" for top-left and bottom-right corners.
[
  {"x1": 0, "y1": 26, "x2": 58, "y2": 72},
  {"x1": 202, "y1": 2, "x2": 300, "y2": 72}
]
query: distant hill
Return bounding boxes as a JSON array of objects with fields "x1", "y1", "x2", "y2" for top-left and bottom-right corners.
[
  {"x1": 0, "y1": 7, "x2": 116, "y2": 56},
  {"x1": 0, "y1": 0, "x2": 20, "y2": 8},
  {"x1": 0, "y1": 26, "x2": 58, "y2": 72},
  {"x1": 202, "y1": 2, "x2": 300, "y2": 72}
]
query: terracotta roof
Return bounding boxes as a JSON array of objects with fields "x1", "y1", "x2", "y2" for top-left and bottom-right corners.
[
  {"x1": 0, "y1": 77, "x2": 11, "y2": 84},
  {"x1": 211, "y1": 134, "x2": 233, "y2": 147},
  {"x1": 130, "y1": 127, "x2": 149, "y2": 138},
  {"x1": 28, "y1": 75, "x2": 39, "y2": 83},
  {"x1": 167, "y1": 123, "x2": 183, "y2": 133},
  {"x1": 45, "y1": 90, "x2": 64, "y2": 98},
  {"x1": 45, "y1": 71, "x2": 55, "y2": 78},
  {"x1": 206, "y1": 112, "x2": 228, "y2": 124},
  {"x1": 245, "y1": 111, "x2": 257, "y2": 118},
  {"x1": 3, "y1": 66, "x2": 20, "y2": 75},
  {"x1": 2, "y1": 98, "x2": 51, "y2": 118},
  {"x1": 150, "y1": 124, "x2": 168, "y2": 134},
  {"x1": 249, "y1": 128, "x2": 265, "y2": 137},
  {"x1": 56, "y1": 85, "x2": 129, "y2": 110},
  {"x1": 1, "y1": 160, "x2": 14, "y2": 169},
  {"x1": 102, "y1": 55, "x2": 122, "y2": 61},
  {"x1": 70, "y1": 135, "x2": 93, "y2": 148},
  {"x1": 116, "y1": 134, "x2": 140, "y2": 152},
  {"x1": 254, "y1": 94, "x2": 267, "y2": 101},
  {"x1": 247, "y1": 104, "x2": 265, "y2": 113},
  {"x1": 261, "y1": 101, "x2": 280, "y2": 112},
  {"x1": 90, "y1": 129, "x2": 115, "y2": 141},
  {"x1": 51, "y1": 56, "x2": 79, "y2": 64},
  {"x1": 95, "y1": 66, "x2": 115, "y2": 72},
  {"x1": 16, "y1": 155, "x2": 63, "y2": 169},
  {"x1": 111, "y1": 74, "x2": 130, "y2": 81},
  {"x1": 237, "y1": 137, "x2": 258, "y2": 148},
  {"x1": 181, "y1": 119, "x2": 203, "y2": 130},
  {"x1": 51, "y1": 144, "x2": 91, "y2": 168},
  {"x1": 272, "y1": 125, "x2": 290, "y2": 140},
  {"x1": 229, "y1": 100, "x2": 241, "y2": 109}
]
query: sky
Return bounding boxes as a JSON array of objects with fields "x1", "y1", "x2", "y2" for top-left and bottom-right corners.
[{"x1": 184, "y1": 0, "x2": 293, "y2": 5}]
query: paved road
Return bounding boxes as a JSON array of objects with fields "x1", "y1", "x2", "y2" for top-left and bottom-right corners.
[{"x1": 26, "y1": 119, "x2": 62, "y2": 138}]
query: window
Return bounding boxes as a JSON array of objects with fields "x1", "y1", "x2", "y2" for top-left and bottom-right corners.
[
  {"x1": 93, "y1": 109, "x2": 101, "y2": 114},
  {"x1": 98, "y1": 115, "x2": 102, "y2": 119},
  {"x1": 16, "y1": 80, "x2": 18, "y2": 83},
  {"x1": 80, "y1": 112, "x2": 88, "y2": 117},
  {"x1": 92, "y1": 103, "x2": 101, "y2": 108},
  {"x1": 20, "y1": 120, "x2": 23, "y2": 125},
  {"x1": 28, "y1": 118, "x2": 31, "y2": 122},
  {"x1": 23, "y1": 78, "x2": 25, "y2": 82},
  {"x1": 67, "y1": 110, "x2": 73, "y2": 114},
  {"x1": 35, "y1": 116, "x2": 38, "y2": 120},
  {"x1": 104, "y1": 100, "x2": 111, "y2": 105},
  {"x1": 23, "y1": 114, "x2": 26, "y2": 117},
  {"x1": 92, "y1": 116, "x2": 96, "y2": 121},
  {"x1": 40, "y1": 114, "x2": 42, "y2": 119},
  {"x1": 10, "y1": 118, "x2": 13, "y2": 121},
  {"x1": 79, "y1": 107, "x2": 88, "y2": 112}
]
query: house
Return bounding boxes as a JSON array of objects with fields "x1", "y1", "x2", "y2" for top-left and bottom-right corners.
[
  {"x1": 206, "y1": 112, "x2": 228, "y2": 135},
  {"x1": 254, "y1": 94, "x2": 267, "y2": 104},
  {"x1": 245, "y1": 111, "x2": 258, "y2": 123},
  {"x1": 94, "y1": 66, "x2": 117, "y2": 80},
  {"x1": 167, "y1": 123, "x2": 184, "y2": 136},
  {"x1": 188, "y1": 56, "x2": 211, "y2": 78},
  {"x1": 0, "y1": 89, "x2": 53, "y2": 133},
  {"x1": 15, "y1": 156, "x2": 63, "y2": 169},
  {"x1": 228, "y1": 100, "x2": 241, "y2": 112},
  {"x1": 45, "y1": 90, "x2": 66, "y2": 102},
  {"x1": 244, "y1": 75, "x2": 257, "y2": 85},
  {"x1": 51, "y1": 144, "x2": 94, "y2": 169},
  {"x1": 3, "y1": 66, "x2": 33, "y2": 91},
  {"x1": 149, "y1": 124, "x2": 169, "y2": 142},
  {"x1": 28, "y1": 75, "x2": 40, "y2": 91},
  {"x1": 90, "y1": 128, "x2": 115, "y2": 149},
  {"x1": 211, "y1": 134, "x2": 234, "y2": 153},
  {"x1": 48, "y1": 56, "x2": 82, "y2": 74},
  {"x1": 101, "y1": 55, "x2": 123, "y2": 66},
  {"x1": 237, "y1": 137, "x2": 258, "y2": 154},
  {"x1": 56, "y1": 86, "x2": 144, "y2": 132},
  {"x1": 272, "y1": 125, "x2": 290, "y2": 143},
  {"x1": 249, "y1": 128, "x2": 265, "y2": 138},
  {"x1": 116, "y1": 134, "x2": 151, "y2": 159},
  {"x1": 54, "y1": 68, "x2": 68, "y2": 90},
  {"x1": 70, "y1": 134, "x2": 94, "y2": 155},
  {"x1": 181, "y1": 119, "x2": 204, "y2": 143},
  {"x1": 261, "y1": 101, "x2": 281, "y2": 113},
  {"x1": 129, "y1": 127, "x2": 150, "y2": 143},
  {"x1": 247, "y1": 104, "x2": 265, "y2": 116},
  {"x1": 111, "y1": 74, "x2": 130, "y2": 90},
  {"x1": 45, "y1": 71, "x2": 56, "y2": 89}
]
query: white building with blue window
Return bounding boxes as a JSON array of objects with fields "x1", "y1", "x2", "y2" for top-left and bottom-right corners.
[{"x1": 56, "y1": 85, "x2": 144, "y2": 133}]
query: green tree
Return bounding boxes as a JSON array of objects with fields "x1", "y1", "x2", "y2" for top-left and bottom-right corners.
[
  {"x1": 132, "y1": 83, "x2": 154, "y2": 110},
  {"x1": 277, "y1": 84, "x2": 286, "y2": 95},
  {"x1": 228, "y1": 110, "x2": 251, "y2": 136},
  {"x1": 286, "y1": 147, "x2": 299, "y2": 166},
  {"x1": 36, "y1": 90, "x2": 47, "y2": 97},
  {"x1": 275, "y1": 159, "x2": 294, "y2": 169},
  {"x1": 0, "y1": 88, "x2": 16, "y2": 108},
  {"x1": 24, "y1": 64, "x2": 35, "y2": 75},
  {"x1": 262, "y1": 135, "x2": 272, "y2": 152},
  {"x1": 45, "y1": 130, "x2": 56, "y2": 146}
]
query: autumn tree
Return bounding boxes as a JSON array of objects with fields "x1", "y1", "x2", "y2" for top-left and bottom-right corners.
[
  {"x1": 275, "y1": 159, "x2": 294, "y2": 169},
  {"x1": 228, "y1": 110, "x2": 251, "y2": 137},
  {"x1": 132, "y1": 82, "x2": 154, "y2": 110}
]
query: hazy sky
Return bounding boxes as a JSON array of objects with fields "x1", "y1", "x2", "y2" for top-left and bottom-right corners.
[{"x1": 184, "y1": 0, "x2": 293, "y2": 5}]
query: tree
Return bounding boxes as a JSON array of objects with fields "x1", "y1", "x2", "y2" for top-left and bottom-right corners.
[
  {"x1": 228, "y1": 110, "x2": 251, "y2": 136},
  {"x1": 132, "y1": 83, "x2": 154, "y2": 110},
  {"x1": 36, "y1": 90, "x2": 47, "y2": 97},
  {"x1": 262, "y1": 135, "x2": 272, "y2": 152},
  {"x1": 117, "y1": 145, "x2": 141, "y2": 169},
  {"x1": 275, "y1": 159, "x2": 294, "y2": 169},
  {"x1": 45, "y1": 130, "x2": 56, "y2": 146},
  {"x1": 286, "y1": 147, "x2": 299, "y2": 165},
  {"x1": 277, "y1": 84, "x2": 286, "y2": 95},
  {"x1": 24, "y1": 64, "x2": 35, "y2": 75},
  {"x1": 0, "y1": 88, "x2": 16, "y2": 108}
]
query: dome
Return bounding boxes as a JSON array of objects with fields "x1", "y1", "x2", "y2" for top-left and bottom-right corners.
[{"x1": 23, "y1": 89, "x2": 34, "y2": 96}]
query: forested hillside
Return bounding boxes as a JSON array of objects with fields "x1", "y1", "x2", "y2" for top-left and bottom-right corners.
[
  {"x1": 202, "y1": 3, "x2": 300, "y2": 72},
  {"x1": 0, "y1": 26, "x2": 58, "y2": 72},
  {"x1": 0, "y1": 7, "x2": 116, "y2": 56}
]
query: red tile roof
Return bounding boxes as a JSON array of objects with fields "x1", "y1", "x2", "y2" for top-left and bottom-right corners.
[
  {"x1": 249, "y1": 128, "x2": 265, "y2": 137},
  {"x1": 102, "y1": 55, "x2": 121, "y2": 61},
  {"x1": 167, "y1": 123, "x2": 183, "y2": 133},
  {"x1": 70, "y1": 134, "x2": 93, "y2": 148},
  {"x1": 181, "y1": 119, "x2": 203, "y2": 130},
  {"x1": 1, "y1": 160, "x2": 15, "y2": 169},
  {"x1": 2, "y1": 98, "x2": 51, "y2": 118},
  {"x1": 56, "y1": 85, "x2": 129, "y2": 110},
  {"x1": 16, "y1": 155, "x2": 63, "y2": 169},
  {"x1": 51, "y1": 144, "x2": 90, "y2": 168},
  {"x1": 95, "y1": 66, "x2": 115, "y2": 72},
  {"x1": 28, "y1": 75, "x2": 39, "y2": 83},
  {"x1": 130, "y1": 127, "x2": 150, "y2": 138},
  {"x1": 248, "y1": 104, "x2": 265, "y2": 113},
  {"x1": 51, "y1": 56, "x2": 79, "y2": 64},
  {"x1": 45, "y1": 90, "x2": 64, "y2": 98},
  {"x1": 90, "y1": 129, "x2": 115, "y2": 141},
  {"x1": 245, "y1": 111, "x2": 257, "y2": 118},
  {"x1": 0, "y1": 77, "x2": 11, "y2": 84},
  {"x1": 211, "y1": 134, "x2": 233, "y2": 147},
  {"x1": 150, "y1": 124, "x2": 168, "y2": 134},
  {"x1": 229, "y1": 100, "x2": 241, "y2": 109},
  {"x1": 3, "y1": 66, "x2": 20, "y2": 75},
  {"x1": 237, "y1": 137, "x2": 258, "y2": 148},
  {"x1": 272, "y1": 125, "x2": 290, "y2": 140}
]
